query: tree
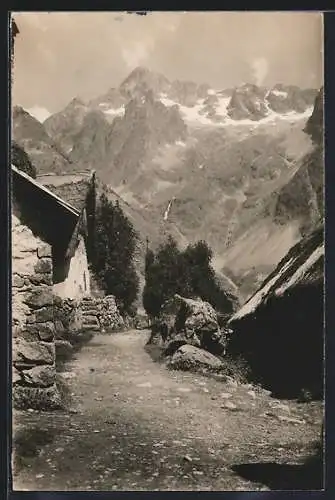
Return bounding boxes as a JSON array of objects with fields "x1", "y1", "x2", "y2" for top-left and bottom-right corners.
[
  {"x1": 143, "y1": 237, "x2": 235, "y2": 318},
  {"x1": 92, "y1": 192, "x2": 139, "y2": 315},
  {"x1": 143, "y1": 235, "x2": 183, "y2": 318},
  {"x1": 11, "y1": 142, "x2": 36, "y2": 179}
]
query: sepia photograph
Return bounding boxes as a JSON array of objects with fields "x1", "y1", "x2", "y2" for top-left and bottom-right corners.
[{"x1": 10, "y1": 11, "x2": 324, "y2": 491}]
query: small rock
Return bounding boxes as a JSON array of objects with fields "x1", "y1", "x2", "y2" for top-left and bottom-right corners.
[
  {"x1": 136, "y1": 382, "x2": 152, "y2": 388},
  {"x1": 270, "y1": 402, "x2": 290, "y2": 412},
  {"x1": 35, "y1": 473, "x2": 44, "y2": 479},
  {"x1": 227, "y1": 378, "x2": 238, "y2": 387},
  {"x1": 222, "y1": 401, "x2": 237, "y2": 410},
  {"x1": 247, "y1": 390, "x2": 256, "y2": 398},
  {"x1": 62, "y1": 372, "x2": 76, "y2": 380},
  {"x1": 183, "y1": 454, "x2": 193, "y2": 462},
  {"x1": 263, "y1": 411, "x2": 277, "y2": 418},
  {"x1": 277, "y1": 415, "x2": 305, "y2": 425},
  {"x1": 220, "y1": 392, "x2": 232, "y2": 399},
  {"x1": 177, "y1": 387, "x2": 191, "y2": 393},
  {"x1": 55, "y1": 447, "x2": 64, "y2": 453}
]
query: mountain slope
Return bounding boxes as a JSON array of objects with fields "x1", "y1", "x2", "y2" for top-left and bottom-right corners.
[
  {"x1": 44, "y1": 98, "x2": 89, "y2": 154},
  {"x1": 13, "y1": 68, "x2": 322, "y2": 300},
  {"x1": 69, "y1": 90, "x2": 188, "y2": 186},
  {"x1": 220, "y1": 89, "x2": 323, "y2": 298},
  {"x1": 12, "y1": 106, "x2": 73, "y2": 174}
]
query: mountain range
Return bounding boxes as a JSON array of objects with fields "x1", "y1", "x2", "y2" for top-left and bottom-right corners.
[{"x1": 12, "y1": 67, "x2": 323, "y2": 300}]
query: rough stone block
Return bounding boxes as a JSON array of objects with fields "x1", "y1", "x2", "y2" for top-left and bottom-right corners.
[
  {"x1": 12, "y1": 299, "x2": 31, "y2": 326},
  {"x1": 24, "y1": 286, "x2": 54, "y2": 309},
  {"x1": 12, "y1": 366, "x2": 22, "y2": 385},
  {"x1": 20, "y1": 328, "x2": 40, "y2": 342},
  {"x1": 34, "y1": 258, "x2": 52, "y2": 274},
  {"x1": 81, "y1": 324, "x2": 100, "y2": 332},
  {"x1": 35, "y1": 306, "x2": 54, "y2": 323},
  {"x1": 37, "y1": 244, "x2": 52, "y2": 259},
  {"x1": 13, "y1": 339, "x2": 55, "y2": 366},
  {"x1": 21, "y1": 365, "x2": 55, "y2": 387},
  {"x1": 23, "y1": 322, "x2": 55, "y2": 342},
  {"x1": 12, "y1": 324, "x2": 21, "y2": 338},
  {"x1": 12, "y1": 274, "x2": 25, "y2": 288},
  {"x1": 26, "y1": 313, "x2": 36, "y2": 324},
  {"x1": 82, "y1": 315, "x2": 99, "y2": 325},
  {"x1": 29, "y1": 273, "x2": 53, "y2": 286},
  {"x1": 13, "y1": 383, "x2": 62, "y2": 410}
]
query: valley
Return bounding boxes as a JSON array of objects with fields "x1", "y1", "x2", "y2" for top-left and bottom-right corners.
[{"x1": 12, "y1": 66, "x2": 323, "y2": 300}]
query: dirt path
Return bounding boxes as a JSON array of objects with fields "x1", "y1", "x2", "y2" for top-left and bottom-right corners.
[{"x1": 13, "y1": 330, "x2": 323, "y2": 491}]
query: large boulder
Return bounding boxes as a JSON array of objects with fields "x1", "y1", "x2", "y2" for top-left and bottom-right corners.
[
  {"x1": 167, "y1": 344, "x2": 224, "y2": 373},
  {"x1": 151, "y1": 294, "x2": 229, "y2": 355}
]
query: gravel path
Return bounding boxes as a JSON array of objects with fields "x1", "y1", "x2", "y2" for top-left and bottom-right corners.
[{"x1": 13, "y1": 330, "x2": 323, "y2": 491}]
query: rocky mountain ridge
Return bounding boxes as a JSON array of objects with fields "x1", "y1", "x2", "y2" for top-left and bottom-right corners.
[
  {"x1": 12, "y1": 68, "x2": 323, "y2": 299},
  {"x1": 12, "y1": 106, "x2": 74, "y2": 174}
]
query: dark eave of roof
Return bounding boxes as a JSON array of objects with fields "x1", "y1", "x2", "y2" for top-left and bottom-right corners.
[{"x1": 12, "y1": 165, "x2": 80, "y2": 217}]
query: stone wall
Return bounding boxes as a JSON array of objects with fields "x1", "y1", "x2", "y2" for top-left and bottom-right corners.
[
  {"x1": 12, "y1": 214, "x2": 61, "y2": 410},
  {"x1": 53, "y1": 295, "x2": 124, "y2": 339},
  {"x1": 79, "y1": 295, "x2": 124, "y2": 333}
]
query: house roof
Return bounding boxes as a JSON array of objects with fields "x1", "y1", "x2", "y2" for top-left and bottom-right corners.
[
  {"x1": 12, "y1": 165, "x2": 80, "y2": 217},
  {"x1": 229, "y1": 226, "x2": 324, "y2": 324},
  {"x1": 36, "y1": 172, "x2": 94, "y2": 212}
]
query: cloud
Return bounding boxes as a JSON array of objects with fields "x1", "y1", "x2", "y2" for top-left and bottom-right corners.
[
  {"x1": 251, "y1": 57, "x2": 269, "y2": 86},
  {"x1": 12, "y1": 12, "x2": 322, "y2": 112},
  {"x1": 121, "y1": 41, "x2": 152, "y2": 70}
]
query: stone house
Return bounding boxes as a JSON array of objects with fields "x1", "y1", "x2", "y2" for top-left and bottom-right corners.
[
  {"x1": 12, "y1": 165, "x2": 96, "y2": 409},
  {"x1": 36, "y1": 172, "x2": 96, "y2": 300}
]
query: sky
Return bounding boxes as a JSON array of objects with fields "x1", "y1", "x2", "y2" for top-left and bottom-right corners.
[{"x1": 11, "y1": 11, "x2": 323, "y2": 114}]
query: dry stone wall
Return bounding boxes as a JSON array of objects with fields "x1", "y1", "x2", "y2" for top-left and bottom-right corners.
[
  {"x1": 53, "y1": 294, "x2": 124, "y2": 340},
  {"x1": 12, "y1": 215, "x2": 61, "y2": 410},
  {"x1": 80, "y1": 295, "x2": 124, "y2": 333}
]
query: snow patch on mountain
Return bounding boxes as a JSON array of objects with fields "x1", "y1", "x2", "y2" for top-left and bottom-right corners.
[
  {"x1": 103, "y1": 105, "x2": 126, "y2": 117},
  {"x1": 271, "y1": 89, "x2": 288, "y2": 98},
  {"x1": 26, "y1": 106, "x2": 51, "y2": 123},
  {"x1": 158, "y1": 92, "x2": 313, "y2": 129}
]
